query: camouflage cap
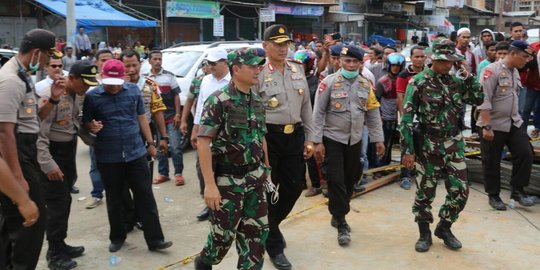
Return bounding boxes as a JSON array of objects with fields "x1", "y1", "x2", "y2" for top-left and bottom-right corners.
[
  {"x1": 227, "y1": 47, "x2": 266, "y2": 66},
  {"x1": 431, "y1": 39, "x2": 463, "y2": 62}
]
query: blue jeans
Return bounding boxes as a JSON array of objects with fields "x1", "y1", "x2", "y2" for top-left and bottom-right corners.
[
  {"x1": 157, "y1": 122, "x2": 184, "y2": 176},
  {"x1": 89, "y1": 146, "x2": 104, "y2": 199},
  {"x1": 519, "y1": 87, "x2": 540, "y2": 129}
]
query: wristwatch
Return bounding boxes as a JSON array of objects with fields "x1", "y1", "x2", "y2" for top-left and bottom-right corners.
[
  {"x1": 483, "y1": 125, "x2": 492, "y2": 131},
  {"x1": 48, "y1": 98, "x2": 60, "y2": 105},
  {"x1": 146, "y1": 141, "x2": 156, "y2": 148},
  {"x1": 160, "y1": 136, "x2": 169, "y2": 142}
]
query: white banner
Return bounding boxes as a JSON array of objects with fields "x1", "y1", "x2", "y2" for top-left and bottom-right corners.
[
  {"x1": 260, "y1": 8, "x2": 275, "y2": 22},
  {"x1": 213, "y1": 15, "x2": 224, "y2": 37}
]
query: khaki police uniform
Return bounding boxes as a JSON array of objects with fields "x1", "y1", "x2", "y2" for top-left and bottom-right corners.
[
  {"x1": 477, "y1": 60, "x2": 533, "y2": 196},
  {"x1": 0, "y1": 56, "x2": 46, "y2": 269},
  {"x1": 253, "y1": 58, "x2": 314, "y2": 258},
  {"x1": 313, "y1": 72, "x2": 383, "y2": 218}
]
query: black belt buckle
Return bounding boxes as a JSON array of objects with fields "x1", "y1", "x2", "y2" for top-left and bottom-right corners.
[{"x1": 215, "y1": 163, "x2": 259, "y2": 177}]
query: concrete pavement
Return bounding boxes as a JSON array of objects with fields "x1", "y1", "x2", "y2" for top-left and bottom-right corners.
[{"x1": 36, "y1": 140, "x2": 540, "y2": 270}]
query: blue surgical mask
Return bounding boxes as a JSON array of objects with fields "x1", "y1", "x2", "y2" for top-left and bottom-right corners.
[{"x1": 340, "y1": 69, "x2": 359, "y2": 79}]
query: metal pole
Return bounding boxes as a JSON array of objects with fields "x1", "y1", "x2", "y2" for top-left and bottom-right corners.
[
  {"x1": 497, "y1": 0, "x2": 504, "y2": 32},
  {"x1": 66, "y1": 0, "x2": 76, "y2": 47},
  {"x1": 160, "y1": 0, "x2": 165, "y2": 47}
]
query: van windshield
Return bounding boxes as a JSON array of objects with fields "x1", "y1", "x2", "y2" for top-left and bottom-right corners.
[{"x1": 162, "y1": 51, "x2": 204, "y2": 77}]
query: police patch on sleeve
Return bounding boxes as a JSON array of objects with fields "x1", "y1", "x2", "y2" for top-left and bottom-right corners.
[
  {"x1": 318, "y1": 82, "x2": 328, "y2": 94},
  {"x1": 483, "y1": 69, "x2": 493, "y2": 81}
]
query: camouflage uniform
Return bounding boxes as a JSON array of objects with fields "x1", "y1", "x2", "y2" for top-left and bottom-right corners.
[
  {"x1": 400, "y1": 41, "x2": 484, "y2": 224},
  {"x1": 188, "y1": 73, "x2": 205, "y2": 101},
  {"x1": 197, "y1": 48, "x2": 269, "y2": 270}
]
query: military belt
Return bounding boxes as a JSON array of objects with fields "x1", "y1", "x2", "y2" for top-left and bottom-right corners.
[
  {"x1": 419, "y1": 124, "x2": 460, "y2": 137},
  {"x1": 266, "y1": 123, "x2": 303, "y2": 135},
  {"x1": 215, "y1": 163, "x2": 260, "y2": 177}
]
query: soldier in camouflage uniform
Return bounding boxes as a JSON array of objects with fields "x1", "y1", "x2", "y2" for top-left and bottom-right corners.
[
  {"x1": 400, "y1": 39, "x2": 483, "y2": 252},
  {"x1": 194, "y1": 48, "x2": 269, "y2": 270}
]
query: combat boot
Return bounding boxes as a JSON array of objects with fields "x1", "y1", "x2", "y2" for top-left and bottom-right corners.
[
  {"x1": 61, "y1": 242, "x2": 85, "y2": 258},
  {"x1": 194, "y1": 256, "x2": 212, "y2": 270},
  {"x1": 434, "y1": 220, "x2": 462, "y2": 250},
  {"x1": 337, "y1": 225, "x2": 351, "y2": 246},
  {"x1": 415, "y1": 222, "x2": 432, "y2": 252},
  {"x1": 331, "y1": 216, "x2": 351, "y2": 232}
]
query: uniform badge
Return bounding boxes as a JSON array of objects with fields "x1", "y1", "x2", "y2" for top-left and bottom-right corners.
[
  {"x1": 318, "y1": 82, "x2": 328, "y2": 94},
  {"x1": 264, "y1": 75, "x2": 273, "y2": 82},
  {"x1": 291, "y1": 64, "x2": 297, "y2": 73},
  {"x1": 298, "y1": 89, "x2": 304, "y2": 95},
  {"x1": 268, "y1": 97, "x2": 279, "y2": 108},
  {"x1": 360, "y1": 99, "x2": 367, "y2": 108},
  {"x1": 26, "y1": 98, "x2": 35, "y2": 105},
  {"x1": 57, "y1": 120, "x2": 67, "y2": 126},
  {"x1": 337, "y1": 75, "x2": 344, "y2": 81},
  {"x1": 26, "y1": 107, "x2": 33, "y2": 114},
  {"x1": 334, "y1": 82, "x2": 341, "y2": 88},
  {"x1": 279, "y1": 27, "x2": 285, "y2": 34},
  {"x1": 341, "y1": 47, "x2": 348, "y2": 55},
  {"x1": 335, "y1": 102, "x2": 342, "y2": 109}
]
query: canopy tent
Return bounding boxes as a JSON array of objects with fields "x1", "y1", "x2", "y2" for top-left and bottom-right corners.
[{"x1": 36, "y1": 0, "x2": 158, "y2": 32}]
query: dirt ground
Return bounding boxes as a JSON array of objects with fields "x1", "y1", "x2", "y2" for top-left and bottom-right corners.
[{"x1": 35, "y1": 143, "x2": 540, "y2": 270}]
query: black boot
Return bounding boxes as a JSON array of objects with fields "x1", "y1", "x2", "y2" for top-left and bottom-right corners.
[
  {"x1": 415, "y1": 222, "x2": 432, "y2": 252},
  {"x1": 194, "y1": 256, "x2": 212, "y2": 270},
  {"x1": 331, "y1": 216, "x2": 351, "y2": 232},
  {"x1": 334, "y1": 216, "x2": 351, "y2": 246},
  {"x1": 61, "y1": 242, "x2": 85, "y2": 258},
  {"x1": 434, "y1": 220, "x2": 462, "y2": 250},
  {"x1": 510, "y1": 189, "x2": 535, "y2": 207}
]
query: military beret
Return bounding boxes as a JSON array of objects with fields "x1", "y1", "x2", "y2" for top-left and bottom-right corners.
[
  {"x1": 340, "y1": 45, "x2": 364, "y2": 60},
  {"x1": 329, "y1": 44, "x2": 343, "y2": 56},
  {"x1": 510, "y1": 40, "x2": 534, "y2": 56},
  {"x1": 227, "y1": 47, "x2": 266, "y2": 66}
]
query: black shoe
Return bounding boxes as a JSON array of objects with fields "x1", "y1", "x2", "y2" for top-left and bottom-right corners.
[
  {"x1": 47, "y1": 252, "x2": 77, "y2": 270},
  {"x1": 62, "y1": 244, "x2": 85, "y2": 258},
  {"x1": 489, "y1": 195, "x2": 507, "y2": 211},
  {"x1": 415, "y1": 233, "x2": 432, "y2": 252},
  {"x1": 510, "y1": 191, "x2": 535, "y2": 207},
  {"x1": 70, "y1": 186, "x2": 79, "y2": 194},
  {"x1": 337, "y1": 225, "x2": 351, "y2": 246},
  {"x1": 434, "y1": 221, "x2": 462, "y2": 250},
  {"x1": 108, "y1": 241, "x2": 124, "y2": 252},
  {"x1": 331, "y1": 216, "x2": 351, "y2": 232},
  {"x1": 353, "y1": 183, "x2": 366, "y2": 193},
  {"x1": 270, "y1": 253, "x2": 292, "y2": 270},
  {"x1": 148, "y1": 240, "x2": 173, "y2": 251},
  {"x1": 125, "y1": 224, "x2": 134, "y2": 233},
  {"x1": 194, "y1": 256, "x2": 212, "y2": 270},
  {"x1": 196, "y1": 207, "x2": 210, "y2": 221}
]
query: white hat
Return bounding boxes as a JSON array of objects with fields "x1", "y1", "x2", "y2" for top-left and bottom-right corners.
[{"x1": 205, "y1": 48, "x2": 228, "y2": 62}]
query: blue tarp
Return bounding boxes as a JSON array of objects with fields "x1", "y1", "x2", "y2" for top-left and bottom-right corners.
[{"x1": 36, "y1": 0, "x2": 157, "y2": 32}]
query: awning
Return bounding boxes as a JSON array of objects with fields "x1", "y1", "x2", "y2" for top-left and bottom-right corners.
[{"x1": 36, "y1": 0, "x2": 157, "y2": 32}]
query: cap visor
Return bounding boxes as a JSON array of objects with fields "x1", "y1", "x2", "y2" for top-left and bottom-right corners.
[
  {"x1": 82, "y1": 77, "x2": 99, "y2": 86},
  {"x1": 432, "y1": 55, "x2": 463, "y2": 62},
  {"x1": 50, "y1": 49, "x2": 63, "y2": 58},
  {"x1": 101, "y1": 78, "x2": 124, "y2": 85},
  {"x1": 271, "y1": 37, "x2": 292, "y2": 44},
  {"x1": 246, "y1": 57, "x2": 266, "y2": 66}
]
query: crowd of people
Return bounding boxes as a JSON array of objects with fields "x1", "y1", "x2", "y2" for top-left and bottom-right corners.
[{"x1": 0, "y1": 21, "x2": 538, "y2": 270}]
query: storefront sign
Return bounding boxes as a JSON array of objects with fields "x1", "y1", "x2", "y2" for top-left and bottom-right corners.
[
  {"x1": 260, "y1": 8, "x2": 275, "y2": 22},
  {"x1": 213, "y1": 15, "x2": 224, "y2": 37},
  {"x1": 444, "y1": 0, "x2": 464, "y2": 8},
  {"x1": 166, "y1": 0, "x2": 220, "y2": 19},
  {"x1": 268, "y1": 3, "x2": 324, "y2": 16}
]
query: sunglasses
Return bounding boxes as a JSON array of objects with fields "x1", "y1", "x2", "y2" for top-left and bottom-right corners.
[
  {"x1": 207, "y1": 60, "x2": 225, "y2": 66},
  {"x1": 50, "y1": 64, "x2": 63, "y2": 68}
]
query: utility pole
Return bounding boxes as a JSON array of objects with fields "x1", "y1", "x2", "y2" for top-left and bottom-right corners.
[
  {"x1": 66, "y1": 0, "x2": 76, "y2": 47},
  {"x1": 497, "y1": 0, "x2": 504, "y2": 32}
]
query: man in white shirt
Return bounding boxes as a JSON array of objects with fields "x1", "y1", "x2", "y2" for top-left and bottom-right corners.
[
  {"x1": 190, "y1": 48, "x2": 231, "y2": 222},
  {"x1": 191, "y1": 48, "x2": 231, "y2": 147},
  {"x1": 75, "y1": 27, "x2": 91, "y2": 60},
  {"x1": 62, "y1": 46, "x2": 76, "y2": 72},
  {"x1": 36, "y1": 56, "x2": 64, "y2": 95}
]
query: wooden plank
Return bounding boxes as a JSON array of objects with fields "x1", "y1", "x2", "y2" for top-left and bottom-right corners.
[{"x1": 352, "y1": 172, "x2": 401, "y2": 198}]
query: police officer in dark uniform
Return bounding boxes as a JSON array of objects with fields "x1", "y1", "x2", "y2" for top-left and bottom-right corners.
[
  {"x1": 0, "y1": 29, "x2": 63, "y2": 270},
  {"x1": 253, "y1": 24, "x2": 315, "y2": 270}
]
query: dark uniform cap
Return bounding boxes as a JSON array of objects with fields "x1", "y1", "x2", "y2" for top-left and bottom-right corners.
[
  {"x1": 21, "y1": 29, "x2": 63, "y2": 58},
  {"x1": 340, "y1": 45, "x2": 364, "y2": 60},
  {"x1": 263, "y1": 24, "x2": 292, "y2": 44},
  {"x1": 329, "y1": 44, "x2": 343, "y2": 56},
  {"x1": 227, "y1": 47, "x2": 266, "y2": 66},
  {"x1": 69, "y1": 60, "x2": 98, "y2": 86},
  {"x1": 431, "y1": 39, "x2": 463, "y2": 62},
  {"x1": 510, "y1": 40, "x2": 534, "y2": 56}
]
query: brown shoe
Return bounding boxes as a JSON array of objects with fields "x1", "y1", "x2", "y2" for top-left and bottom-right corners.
[
  {"x1": 153, "y1": 175, "x2": 170, "y2": 184},
  {"x1": 175, "y1": 175, "x2": 185, "y2": 186},
  {"x1": 304, "y1": 187, "x2": 322, "y2": 197}
]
